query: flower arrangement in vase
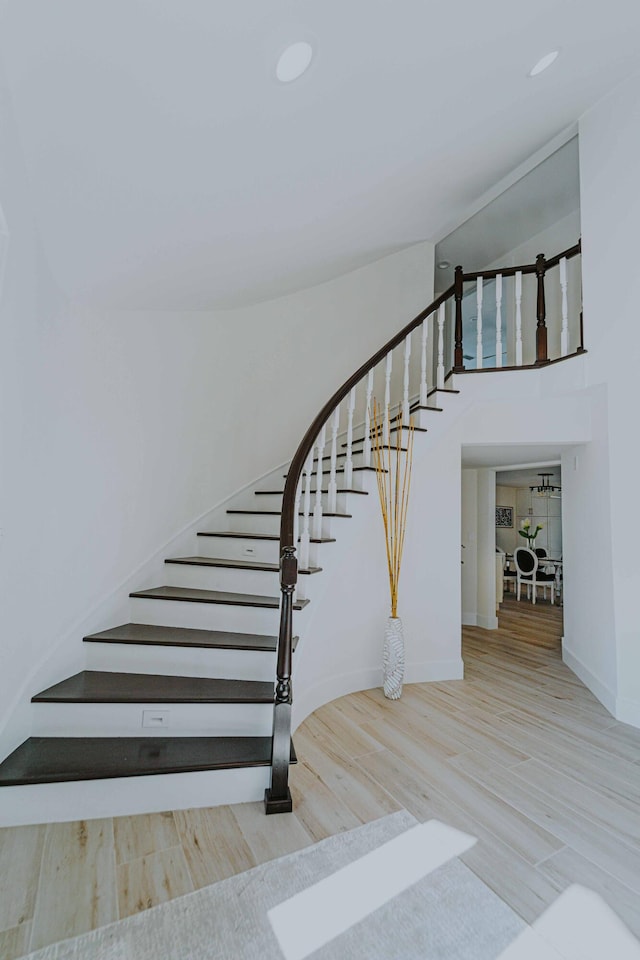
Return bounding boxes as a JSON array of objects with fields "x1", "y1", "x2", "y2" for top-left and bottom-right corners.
[
  {"x1": 371, "y1": 399, "x2": 415, "y2": 700},
  {"x1": 519, "y1": 518, "x2": 543, "y2": 549}
]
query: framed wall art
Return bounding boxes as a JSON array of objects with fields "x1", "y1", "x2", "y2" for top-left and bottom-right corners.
[{"x1": 495, "y1": 506, "x2": 513, "y2": 528}]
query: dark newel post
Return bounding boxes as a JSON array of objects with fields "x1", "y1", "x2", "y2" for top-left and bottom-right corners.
[
  {"x1": 577, "y1": 310, "x2": 585, "y2": 353},
  {"x1": 264, "y1": 544, "x2": 296, "y2": 814},
  {"x1": 535, "y1": 253, "x2": 548, "y2": 364},
  {"x1": 453, "y1": 265, "x2": 465, "y2": 372}
]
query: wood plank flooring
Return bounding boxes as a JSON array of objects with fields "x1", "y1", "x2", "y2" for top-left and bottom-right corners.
[{"x1": 2, "y1": 598, "x2": 640, "y2": 956}]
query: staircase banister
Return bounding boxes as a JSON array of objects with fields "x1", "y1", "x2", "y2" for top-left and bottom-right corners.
[
  {"x1": 279, "y1": 282, "x2": 455, "y2": 556},
  {"x1": 461, "y1": 240, "x2": 581, "y2": 284}
]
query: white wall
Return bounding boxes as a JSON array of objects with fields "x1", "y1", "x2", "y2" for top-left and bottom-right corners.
[
  {"x1": 0, "y1": 53, "x2": 435, "y2": 757},
  {"x1": 569, "y1": 70, "x2": 640, "y2": 725},
  {"x1": 461, "y1": 470, "x2": 479, "y2": 625}
]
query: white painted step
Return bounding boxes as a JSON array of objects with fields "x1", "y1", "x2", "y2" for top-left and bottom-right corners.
[
  {"x1": 0, "y1": 765, "x2": 271, "y2": 827},
  {"x1": 129, "y1": 589, "x2": 311, "y2": 635},
  {"x1": 32, "y1": 701, "x2": 273, "y2": 737},
  {"x1": 85, "y1": 638, "x2": 278, "y2": 681}
]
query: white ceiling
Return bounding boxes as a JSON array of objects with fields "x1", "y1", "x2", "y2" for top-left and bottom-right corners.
[{"x1": 1, "y1": 0, "x2": 639, "y2": 309}]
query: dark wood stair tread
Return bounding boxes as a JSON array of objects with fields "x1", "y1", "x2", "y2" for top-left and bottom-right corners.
[
  {"x1": 226, "y1": 510, "x2": 352, "y2": 518},
  {"x1": 427, "y1": 387, "x2": 460, "y2": 395},
  {"x1": 407, "y1": 404, "x2": 443, "y2": 413},
  {"x1": 129, "y1": 585, "x2": 310, "y2": 610},
  {"x1": 255, "y1": 489, "x2": 368, "y2": 496},
  {"x1": 84, "y1": 623, "x2": 298, "y2": 652},
  {"x1": 165, "y1": 556, "x2": 321, "y2": 575},
  {"x1": 0, "y1": 736, "x2": 296, "y2": 786},
  {"x1": 197, "y1": 531, "x2": 336, "y2": 544},
  {"x1": 283, "y1": 465, "x2": 384, "y2": 477},
  {"x1": 32, "y1": 671, "x2": 274, "y2": 704}
]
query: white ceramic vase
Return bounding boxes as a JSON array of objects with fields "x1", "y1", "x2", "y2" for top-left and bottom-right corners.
[{"x1": 383, "y1": 616, "x2": 405, "y2": 700}]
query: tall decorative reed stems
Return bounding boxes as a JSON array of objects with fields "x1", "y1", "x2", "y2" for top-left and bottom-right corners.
[{"x1": 371, "y1": 398, "x2": 415, "y2": 618}]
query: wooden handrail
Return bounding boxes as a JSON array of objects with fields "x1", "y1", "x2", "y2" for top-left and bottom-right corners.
[{"x1": 264, "y1": 238, "x2": 582, "y2": 813}]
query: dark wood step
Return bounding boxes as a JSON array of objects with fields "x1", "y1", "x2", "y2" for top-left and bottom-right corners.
[
  {"x1": 32, "y1": 671, "x2": 274, "y2": 704},
  {"x1": 83, "y1": 623, "x2": 298, "y2": 652},
  {"x1": 427, "y1": 387, "x2": 460, "y2": 395},
  {"x1": 283, "y1": 465, "x2": 384, "y2": 478},
  {"x1": 406, "y1": 404, "x2": 443, "y2": 414},
  {"x1": 197, "y1": 531, "x2": 336, "y2": 544},
  {"x1": 226, "y1": 510, "x2": 352, "y2": 518},
  {"x1": 255, "y1": 489, "x2": 368, "y2": 497},
  {"x1": 342, "y1": 427, "x2": 427, "y2": 449},
  {"x1": 129, "y1": 585, "x2": 310, "y2": 610},
  {"x1": 347, "y1": 440, "x2": 408, "y2": 451},
  {"x1": 0, "y1": 736, "x2": 296, "y2": 786},
  {"x1": 165, "y1": 556, "x2": 321, "y2": 575}
]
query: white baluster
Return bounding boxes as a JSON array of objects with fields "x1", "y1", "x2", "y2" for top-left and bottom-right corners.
[
  {"x1": 560, "y1": 256, "x2": 569, "y2": 356},
  {"x1": 437, "y1": 303, "x2": 445, "y2": 389},
  {"x1": 363, "y1": 370, "x2": 374, "y2": 467},
  {"x1": 495, "y1": 273, "x2": 503, "y2": 368},
  {"x1": 293, "y1": 479, "x2": 301, "y2": 566},
  {"x1": 327, "y1": 405, "x2": 340, "y2": 513},
  {"x1": 298, "y1": 453, "x2": 313, "y2": 571},
  {"x1": 476, "y1": 277, "x2": 483, "y2": 370},
  {"x1": 419, "y1": 317, "x2": 428, "y2": 406},
  {"x1": 402, "y1": 333, "x2": 411, "y2": 422},
  {"x1": 344, "y1": 387, "x2": 356, "y2": 488},
  {"x1": 515, "y1": 271, "x2": 523, "y2": 366},
  {"x1": 312, "y1": 425, "x2": 326, "y2": 539},
  {"x1": 384, "y1": 351, "x2": 392, "y2": 444}
]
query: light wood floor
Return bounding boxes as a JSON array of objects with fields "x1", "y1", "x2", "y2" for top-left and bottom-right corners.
[{"x1": 2, "y1": 600, "x2": 640, "y2": 957}]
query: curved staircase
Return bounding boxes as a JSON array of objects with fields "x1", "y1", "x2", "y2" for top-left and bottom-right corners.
[{"x1": 0, "y1": 241, "x2": 584, "y2": 824}]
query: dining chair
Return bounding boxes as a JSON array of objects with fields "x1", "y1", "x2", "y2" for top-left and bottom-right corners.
[{"x1": 514, "y1": 547, "x2": 555, "y2": 604}]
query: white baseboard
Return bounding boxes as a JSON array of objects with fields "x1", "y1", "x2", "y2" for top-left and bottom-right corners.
[
  {"x1": 292, "y1": 667, "x2": 383, "y2": 731},
  {"x1": 292, "y1": 658, "x2": 465, "y2": 730},
  {"x1": 477, "y1": 614, "x2": 499, "y2": 631},
  {"x1": 462, "y1": 612, "x2": 478, "y2": 626},
  {"x1": 404, "y1": 659, "x2": 464, "y2": 684},
  {"x1": 614, "y1": 696, "x2": 640, "y2": 730},
  {"x1": 561, "y1": 641, "x2": 617, "y2": 718}
]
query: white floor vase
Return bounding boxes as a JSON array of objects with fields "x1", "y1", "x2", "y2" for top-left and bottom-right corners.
[{"x1": 383, "y1": 616, "x2": 405, "y2": 700}]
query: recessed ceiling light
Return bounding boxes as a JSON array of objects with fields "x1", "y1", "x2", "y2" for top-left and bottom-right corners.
[
  {"x1": 528, "y1": 50, "x2": 559, "y2": 78},
  {"x1": 276, "y1": 42, "x2": 313, "y2": 83},
  {"x1": 437, "y1": 260, "x2": 451, "y2": 269}
]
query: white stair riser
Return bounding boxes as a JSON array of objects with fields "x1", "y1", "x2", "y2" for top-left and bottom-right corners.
[
  {"x1": 32, "y1": 702, "x2": 273, "y2": 737},
  {"x1": 196, "y1": 536, "x2": 282, "y2": 564},
  {"x1": 196, "y1": 535, "x2": 322, "y2": 568},
  {"x1": 163, "y1": 563, "x2": 311, "y2": 601},
  {"x1": 85, "y1": 640, "x2": 278, "y2": 681},
  {"x1": 253, "y1": 492, "x2": 349, "y2": 513},
  {"x1": 129, "y1": 596, "x2": 310, "y2": 635},
  {"x1": 164, "y1": 563, "x2": 280, "y2": 596},
  {"x1": 227, "y1": 512, "x2": 334, "y2": 537},
  {"x1": 0, "y1": 766, "x2": 271, "y2": 826}
]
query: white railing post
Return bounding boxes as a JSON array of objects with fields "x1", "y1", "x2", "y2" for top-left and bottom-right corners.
[
  {"x1": 327, "y1": 405, "x2": 340, "y2": 513},
  {"x1": 437, "y1": 303, "x2": 445, "y2": 389},
  {"x1": 495, "y1": 273, "x2": 503, "y2": 368},
  {"x1": 476, "y1": 277, "x2": 484, "y2": 369},
  {"x1": 384, "y1": 351, "x2": 392, "y2": 444},
  {"x1": 344, "y1": 387, "x2": 356, "y2": 488},
  {"x1": 312, "y1": 425, "x2": 326, "y2": 538},
  {"x1": 363, "y1": 370, "x2": 374, "y2": 467},
  {"x1": 560, "y1": 256, "x2": 569, "y2": 356},
  {"x1": 299, "y1": 453, "x2": 313, "y2": 570},
  {"x1": 515, "y1": 270, "x2": 523, "y2": 366},
  {"x1": 419, "y1": 317, "x2": 428, "y2": 406},
  {"x1": 402, "y1": 333, "x2": 411, "y2": 422}
]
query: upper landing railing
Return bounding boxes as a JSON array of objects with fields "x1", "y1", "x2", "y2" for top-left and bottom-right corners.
[{"x1": 263, "y1": 239, "x2": 583, "y2": 814}]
